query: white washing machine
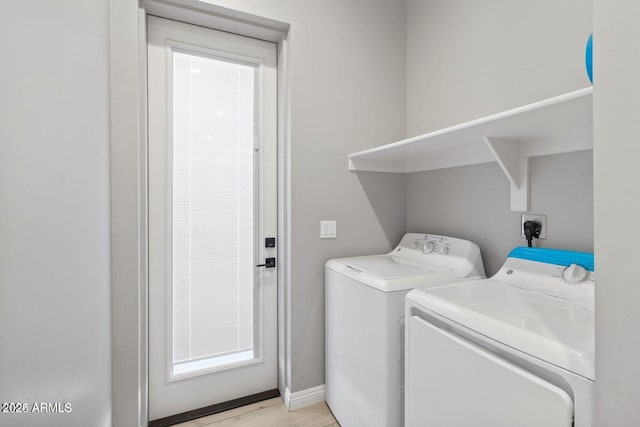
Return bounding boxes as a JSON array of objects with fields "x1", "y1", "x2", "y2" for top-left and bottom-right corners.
[
  {"x1": 325, "y1": 233, "x2": 485, "y2": 427},
  {"x1": 405, "y1": 247, "x2": 595, "y2": 427}
]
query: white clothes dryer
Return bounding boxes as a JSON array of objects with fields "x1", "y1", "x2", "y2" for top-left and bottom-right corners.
[
  {"x1": 405, "y1": 247, "x2": 595, "y2": 427},
  {"x1": 325, "y1": 233, "x2": 485, "y2": 427}
]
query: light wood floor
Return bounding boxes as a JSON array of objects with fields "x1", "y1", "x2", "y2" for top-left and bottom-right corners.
[{"x1": 173, "y1": 398, "x2": 339, "y2": 427}]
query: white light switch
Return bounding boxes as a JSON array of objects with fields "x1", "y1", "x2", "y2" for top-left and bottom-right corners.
[{"x1": 320, "y1": 220, "x2": 337, "y2": 239}]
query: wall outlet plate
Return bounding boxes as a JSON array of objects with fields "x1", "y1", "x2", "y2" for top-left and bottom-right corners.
[{"x1": 521, "y1": 213, "x2": 547, "y2": 239}]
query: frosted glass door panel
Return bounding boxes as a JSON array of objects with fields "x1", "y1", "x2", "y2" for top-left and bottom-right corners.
[
  {"x1": 171, "y1": 51, "x2": 257, "y2": 376},
  {"x1": 148, "y1": 16, "x2": 277, "y2": 420}
]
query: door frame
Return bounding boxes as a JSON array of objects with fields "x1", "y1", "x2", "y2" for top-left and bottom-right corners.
[{"x1": 110, "y1": 1, "x2": 291, "y2": 426}]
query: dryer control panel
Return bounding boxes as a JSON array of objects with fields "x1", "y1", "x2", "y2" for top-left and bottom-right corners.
[{"x1": 494, "y1": 247, "x2": 594, "y2": 306}]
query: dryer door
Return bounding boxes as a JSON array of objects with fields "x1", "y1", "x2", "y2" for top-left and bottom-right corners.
[{"x1": 406, "y1": 316, "x2": 573, "y2": 427}]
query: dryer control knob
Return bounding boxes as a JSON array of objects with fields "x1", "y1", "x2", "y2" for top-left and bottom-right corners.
[
  {"x1": 562, "y1": 264, "x2": 589, "y2": 284},
  {"x1": 411, "y1": 240, "x2": 419, "y2": 249},
  {"x1": 422, "y1": 241, "x2": 435, "y2": 254},
  {"x1": 438, "y1": 246, "x2": 449, "y2": 255}
]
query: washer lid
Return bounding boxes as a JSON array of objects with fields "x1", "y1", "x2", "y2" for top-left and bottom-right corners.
[
  {"x1": 340, "y1": 255, "x2": 441, "y2": 279},
  {"x1": 326, "y1": 255, "x2": 463, "y2": 293},
  {"x1": 325, "y1": 233, "x2": 486, "y2": 293},
  {"x1": 407, "y1": 279, "x2": 595, "y2": 380}
]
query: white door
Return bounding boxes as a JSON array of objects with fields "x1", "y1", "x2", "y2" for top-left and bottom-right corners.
[
  {"x1": 147, "y1": 16, "x2": 278, "y2": 421},
  {"x1": 406, "y1": 316, "x2": 574, "y2": 427}
]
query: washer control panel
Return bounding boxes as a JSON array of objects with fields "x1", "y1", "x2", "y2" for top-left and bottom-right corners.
[
  {"x1": 407, "y1": 235, "x2": 452, "y2": 256},
  {"x1": 391, "y1": 233, "x2": 486, "y2": 279}
]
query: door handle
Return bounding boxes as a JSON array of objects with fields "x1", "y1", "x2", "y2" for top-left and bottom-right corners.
[{"x1": 256, "y1": 257, "x2": 276, "y2": 268}]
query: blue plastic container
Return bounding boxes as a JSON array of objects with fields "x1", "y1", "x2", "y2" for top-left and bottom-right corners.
[{"x1": 586, "y1": 33, "x2": 593, "y2": 83}]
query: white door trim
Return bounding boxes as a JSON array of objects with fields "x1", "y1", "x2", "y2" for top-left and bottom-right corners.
[{"x1": 110, "y1": 1, "x2": 291, "y2": 426}]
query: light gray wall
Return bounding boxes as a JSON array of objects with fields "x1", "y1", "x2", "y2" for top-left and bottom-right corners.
[
  {"x1": 407, "y1": 0, "x2": 593, "y2": 136},
  {"x1": 0, "y1": 1, "x2": 111, "y2": 426},
  {"x1": 407, "y1": 151, "x2": 593, "y2": 275},
  {"x1": 593, "y1": 0, "x2": 640, "y2": 423},
  {"x1": 203, "y1": 0, "x2": 408, "y2": 393},
  {"x1": 405, "y1": 0, "x2": 593, "y2": 276}
]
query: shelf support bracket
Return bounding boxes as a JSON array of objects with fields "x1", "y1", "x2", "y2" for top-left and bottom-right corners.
[{"x1": 484, "y1": 137, "x2": 529, "y2": 211}]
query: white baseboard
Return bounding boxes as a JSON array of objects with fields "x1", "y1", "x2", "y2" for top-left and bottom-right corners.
[{"x1": 283, "y1": 385, "x2": 325, "y2": 411}]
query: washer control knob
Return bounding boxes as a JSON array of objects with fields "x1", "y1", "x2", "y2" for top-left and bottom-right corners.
[
  {"x1": 562, "y1": 264, "x2": 589, "y2": 284},
  {"x1": 438, "y1": 246, "x2": 449, "y2": 255},
  {"x1": 422, "y1": 241, "x2": 435, "y2": 254},
  {"x1": 411, "y1": 240, "x2": 420, "y2": 249}
]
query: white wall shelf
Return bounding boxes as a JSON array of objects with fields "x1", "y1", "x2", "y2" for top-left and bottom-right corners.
[{"x1": 348, "y1": 87, "x2": 593, "y2": 211}]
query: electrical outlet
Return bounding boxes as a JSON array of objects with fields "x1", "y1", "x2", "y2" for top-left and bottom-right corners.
[{"x1": 521, "y1": 213, "x2": 547, "y2": 239}]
